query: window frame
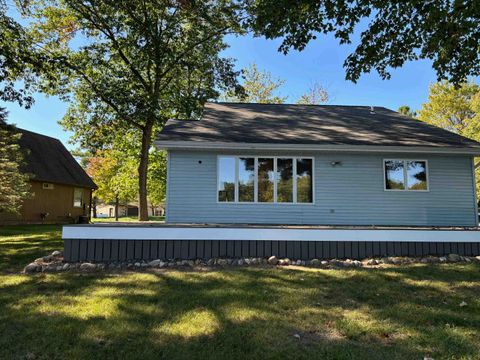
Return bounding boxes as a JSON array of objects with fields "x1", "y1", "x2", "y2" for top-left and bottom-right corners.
[
  {"x1": 383, "y1": 159, "x2": 429, "y2": 192},
  {"x1": 217, "y1": 155, "x2": 315, "y2": 205},
  {"x1": 73, "y1": 187, "x2": 84, "y2": 208}
]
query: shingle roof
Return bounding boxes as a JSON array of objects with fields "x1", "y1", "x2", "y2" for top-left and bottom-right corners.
[
  {"x1": 157, "y1": 102, "x2": 480, "y2": 149},
  {"x1": 17, "y1": 128, "x2": 97, "y2": 189}
]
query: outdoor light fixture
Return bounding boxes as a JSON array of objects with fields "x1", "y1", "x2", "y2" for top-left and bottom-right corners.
[{"x1": 330, "y1": 161, "x2": 342, "y2": 167}]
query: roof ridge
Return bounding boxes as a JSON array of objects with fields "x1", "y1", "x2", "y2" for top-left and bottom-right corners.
[
  {"x1": 208, "y1": 101, "x2": 387, "y2": 109},
  {"x1": 17, "y1": 127, "x2": 64, "y2": 142}
]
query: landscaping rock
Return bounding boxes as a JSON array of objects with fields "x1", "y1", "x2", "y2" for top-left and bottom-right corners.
[
  {"x1": 352, "y1": 260, "x2": 362, "y2": 267},
  {"x1": 237, "y1": 259, "x2": 244, "y2": 266},
  {"x1": 448, "y1": 254, "x2": 461, "y2": 262},
  {"x1": 367, "y1": 259, "x2": 379, "y2": 266},
  {"x1": 321, "y1": 260, "x2": 328, "y2": 266},
  {"x1": 62, "y1": 263, "x2": 70, "y2": 271},
  {"x1": 207, "y1": 258, "x2": 215, "y2": 266},
  {"x1": 52, "y1": 250, "x2": 62, "y2": 257},
  {"x1": 459, "y1": 301, "x2": 468, "y2": 307},
  {"x1": 42, "y1": 255, "x2": 53, "y2": 262},
  {"x1": 267, "y1": 256, "x2": 278, "y2": 265},
  {"x1": 24, "y1": 263, "x2": 39, "y2": 274},
  {"x1": 34, "y1": 257, "x2": 44, "y2": 264},
  {"x1": 310, "y1": 259, "x2": 320, "y2": 266},
  {"x1": 148, "y1": 259, "x2": 161, "y2": 267},
  {"x1": 439, "y1": 256, "x2": 447, "y2": 263},
  {"x1": 217, "y1": 259, "x2": 228, "y2": 266},
  {"x1": 80, "y1": 263, "x2": 97, "y2": 272}
]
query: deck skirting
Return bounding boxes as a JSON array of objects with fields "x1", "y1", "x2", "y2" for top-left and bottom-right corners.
[
  {"x1": 63, "y1": 238, "x2": 480, "y2": 262},
  {"x1": 62, "y1": 225, "x2": 480, "y2": 261}
]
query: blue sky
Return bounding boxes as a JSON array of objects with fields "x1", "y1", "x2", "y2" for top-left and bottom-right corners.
[{"x1": 3, "y1": 32, "x2": 439, "y2": 150}]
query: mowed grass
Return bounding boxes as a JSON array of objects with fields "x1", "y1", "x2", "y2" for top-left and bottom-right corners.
[{"x1": 0, "y1": 226, "x2": 480, "y2": 359}]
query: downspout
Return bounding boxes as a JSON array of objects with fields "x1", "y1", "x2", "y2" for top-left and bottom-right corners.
[{"x1": 472, "y1": 157, "x2": 478, "y2": 226}]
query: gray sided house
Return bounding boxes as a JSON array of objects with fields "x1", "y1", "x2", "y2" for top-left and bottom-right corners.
[
  {"x1": 62, "y1": 103, "x2": 480, "y2": 262},
  {"x1": 158, "y1": 102, "x2": 480, "y2": 227}
]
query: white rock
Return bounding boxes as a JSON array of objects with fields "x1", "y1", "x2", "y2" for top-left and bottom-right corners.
[
  {"x1": 80, "y1": 263, "x2": 97, "y2": 272},
  {"x1": 24, "y1": 263, "x2": 39, "y2": 274},
  {"x1": 448, "y1": 253, "x2": 461, "y2": 262},
  {"x1": 62, "y1": 263, "x2": 70, "y2": 271},
  {"x1": 148, "y1": 259, "x2": 161, "y2": 267},
  {"x1": 52, "y1": 250, "x2": 62, "y2": 257},
  {"x1": 237, "y1": 259, "x2": 244, "y2": 266},
  {"x1": 459, "y1": 301, "x2": 468, "y2": 307},
  {"x1": 267, "y1": 256, "x2": 278, "y2": 265},
  {"x1": 293, "y1": 334, "x2": 301, "y2": 340}
]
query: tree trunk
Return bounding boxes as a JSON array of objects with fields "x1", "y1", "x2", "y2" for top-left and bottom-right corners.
[
  {"x1": 138, "y1": 122, "x2": 153, "y2": 221},
  {"x1": 115, "y1": 195, "x2": 119, "y2": 221}
]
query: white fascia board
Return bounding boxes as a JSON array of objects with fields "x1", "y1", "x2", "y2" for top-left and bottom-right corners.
[
  {"x1": 154, "y1": 141, "x2": 480, "y2": 155},
  {"x1": 63, "y1": 226, "x2": 480, "y2": 242}
]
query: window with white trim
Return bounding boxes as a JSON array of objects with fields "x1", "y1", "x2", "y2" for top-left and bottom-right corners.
[
  {"x1": 384, "y1": 160, "x2": 428, "y2": 191},
  {"x1": 218, "y1": 156, "x2": 314, "y2": 203}
]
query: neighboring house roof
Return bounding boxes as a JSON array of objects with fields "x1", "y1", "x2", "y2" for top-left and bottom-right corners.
[
  {"x1": 156, "y1": 102, "x2": 480, "y2": 151},
  {"x1": 17, "y1": 128, "x2": 97, "y2": 189}
]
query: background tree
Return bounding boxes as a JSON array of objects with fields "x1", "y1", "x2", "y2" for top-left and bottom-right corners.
[
  {"x1": 86, "y1": 149, "x2": 137, "y2": 221},
  {"x1": 418, "y1": 80, "x2": 480, "y2": 197},
  {"x1": 224, "y1": 63, "x2": 286, "y2": 103},
  {"x1": 296, "y1": 81, "x2": 329, "y2": 105},
  {"x1": 20, "y1": 0, "x2": 244, "y2": 220},
  {"x1": 247, "y1": 1, "x2": 480, "y2": 85},
  {"x1": 0, "y1": 110, "x2": 31, "y2": 214},
  {"x1": 397, "y1": 105, "x2": 417, "y2": 118},
  {"x1": 147, "y1": 148, "x2": 167, "y2": 216},
  {"x1": 418, "y1": 81, "x2": 479, "y2": 134}
]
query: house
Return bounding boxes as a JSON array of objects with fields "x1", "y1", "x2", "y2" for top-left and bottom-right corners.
[
  {"x1": 0, "y1": 128, "x2": 97, "y2": 225},
  {"x1": 62, "y1": 103, "x2": 480, "y2": 261}
]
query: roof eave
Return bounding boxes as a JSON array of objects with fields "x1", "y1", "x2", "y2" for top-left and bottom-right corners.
[{"x1": 155, "y1": 140, "x2": 480, "y2": 155}]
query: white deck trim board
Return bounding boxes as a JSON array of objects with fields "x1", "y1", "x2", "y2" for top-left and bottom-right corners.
[{"x1": 62, "y1": 226, "x2": 480, "y2": 242}]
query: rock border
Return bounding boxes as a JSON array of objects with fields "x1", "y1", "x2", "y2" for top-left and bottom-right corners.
[{"x1": 23, "y1": 252, "x2": 480, "y2": 274}]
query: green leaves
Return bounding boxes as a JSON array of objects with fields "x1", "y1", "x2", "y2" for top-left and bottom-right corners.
[
  {"x1": 0, "y1": 115, "x2": 31, "y2": 214},
  {"x1": 247, "y1": 0, "x2": 480, "y2": 84}
]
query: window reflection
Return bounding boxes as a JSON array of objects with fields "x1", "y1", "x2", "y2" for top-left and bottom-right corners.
[
  {"x1": 239, "y1": 157, "x2": 255, "y2": 202},
  {"x1": 407, "y1": 161, "x2": 427, "y2": 190},
  {"x1": 218, "y1": 157, "x2": 235, "y2": 202},
  {"x1": 277, "y1": 158, "x2": 293, "y2": 202},
  {"x1": 258, "y1": 158, "x2": 274, "y2": 202},
  {"x1": 385, "y1": 160, "x2": 405, "y2": 190},
  {"x1": 297, "y1": 158, "x2": 312, "y2": 203}
]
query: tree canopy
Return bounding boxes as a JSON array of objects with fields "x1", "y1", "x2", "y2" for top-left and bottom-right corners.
[
  {"x1": 18, "y1": 0, "x2": 245, "y2": 220},
  {"x1": 297, "y1": 82, "x2": 329, "y2": 105},
  {"x1": 247, "y1": 1, "x2": 480, "y2": 85},
  {"x1": 418, "y1": 81, "x2": 479, "y2": 135}
]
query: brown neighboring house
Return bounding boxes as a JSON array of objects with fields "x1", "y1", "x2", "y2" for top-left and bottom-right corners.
[{"x1": 0, "y1": 128, "x2": 97, "y2": 225}]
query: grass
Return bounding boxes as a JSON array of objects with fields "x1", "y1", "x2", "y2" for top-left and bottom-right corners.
[
  {"x1": 91, "y1": 216, "x2": 165, "y2": 223},
  {"x1": 0, "y1": 226, "x2": 480, "y2": 359}
]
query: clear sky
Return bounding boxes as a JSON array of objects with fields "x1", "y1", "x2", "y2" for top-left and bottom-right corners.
[{"x1": 2, "y1": 32, "x2": 440, "y2": 150}]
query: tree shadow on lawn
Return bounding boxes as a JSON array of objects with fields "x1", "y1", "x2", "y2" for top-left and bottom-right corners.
[
  {"x1": 0, "y1": 264, "x2": 479, "y2": 360},
  {"x1": 0, "y1": 225, "x2": 62, "y2": 273}
]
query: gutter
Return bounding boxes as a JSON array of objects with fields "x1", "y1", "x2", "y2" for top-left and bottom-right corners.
[{"x1": 155, "y1": 141, "x2": 480, "y2": 155}]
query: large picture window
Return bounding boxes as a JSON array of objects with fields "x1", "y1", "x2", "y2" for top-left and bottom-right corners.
[
  {"x1": 218, "y1": 156, "x2": 314, "y2": 203},
  {"x1": 384, "y1": 159, "x2": 428, "y2": 191}
]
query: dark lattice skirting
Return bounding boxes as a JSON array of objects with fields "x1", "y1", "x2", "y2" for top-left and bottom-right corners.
[{"x1": 63, "y1": 239, "x2": 480, "y2": 262}]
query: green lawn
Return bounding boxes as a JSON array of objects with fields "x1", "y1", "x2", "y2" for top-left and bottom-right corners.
[
  {"x1": 91, "y1": 215, "x2": 165, "y2": 223},
  {"x1": 0, "y1": 225, "x2": 479, "y2": 359}
]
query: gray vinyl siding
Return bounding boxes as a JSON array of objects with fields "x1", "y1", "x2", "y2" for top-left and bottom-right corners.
[{"x1": 166, "y1": 150, "x2": 477, "y2": 226}]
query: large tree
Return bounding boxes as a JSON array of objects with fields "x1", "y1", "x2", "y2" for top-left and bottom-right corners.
[
  {"x1": 0, "y1": 1, "x2": 39, "y2": 214},
  {"x1": 247, "y1": 1, "x2": 480, "y2": 85},
  {"x1": 20, "y1": 0, "x2": 244, "y2": 220},
  {"x1": 397, "y1": 105, "x2": 417, "y2": 118}
]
